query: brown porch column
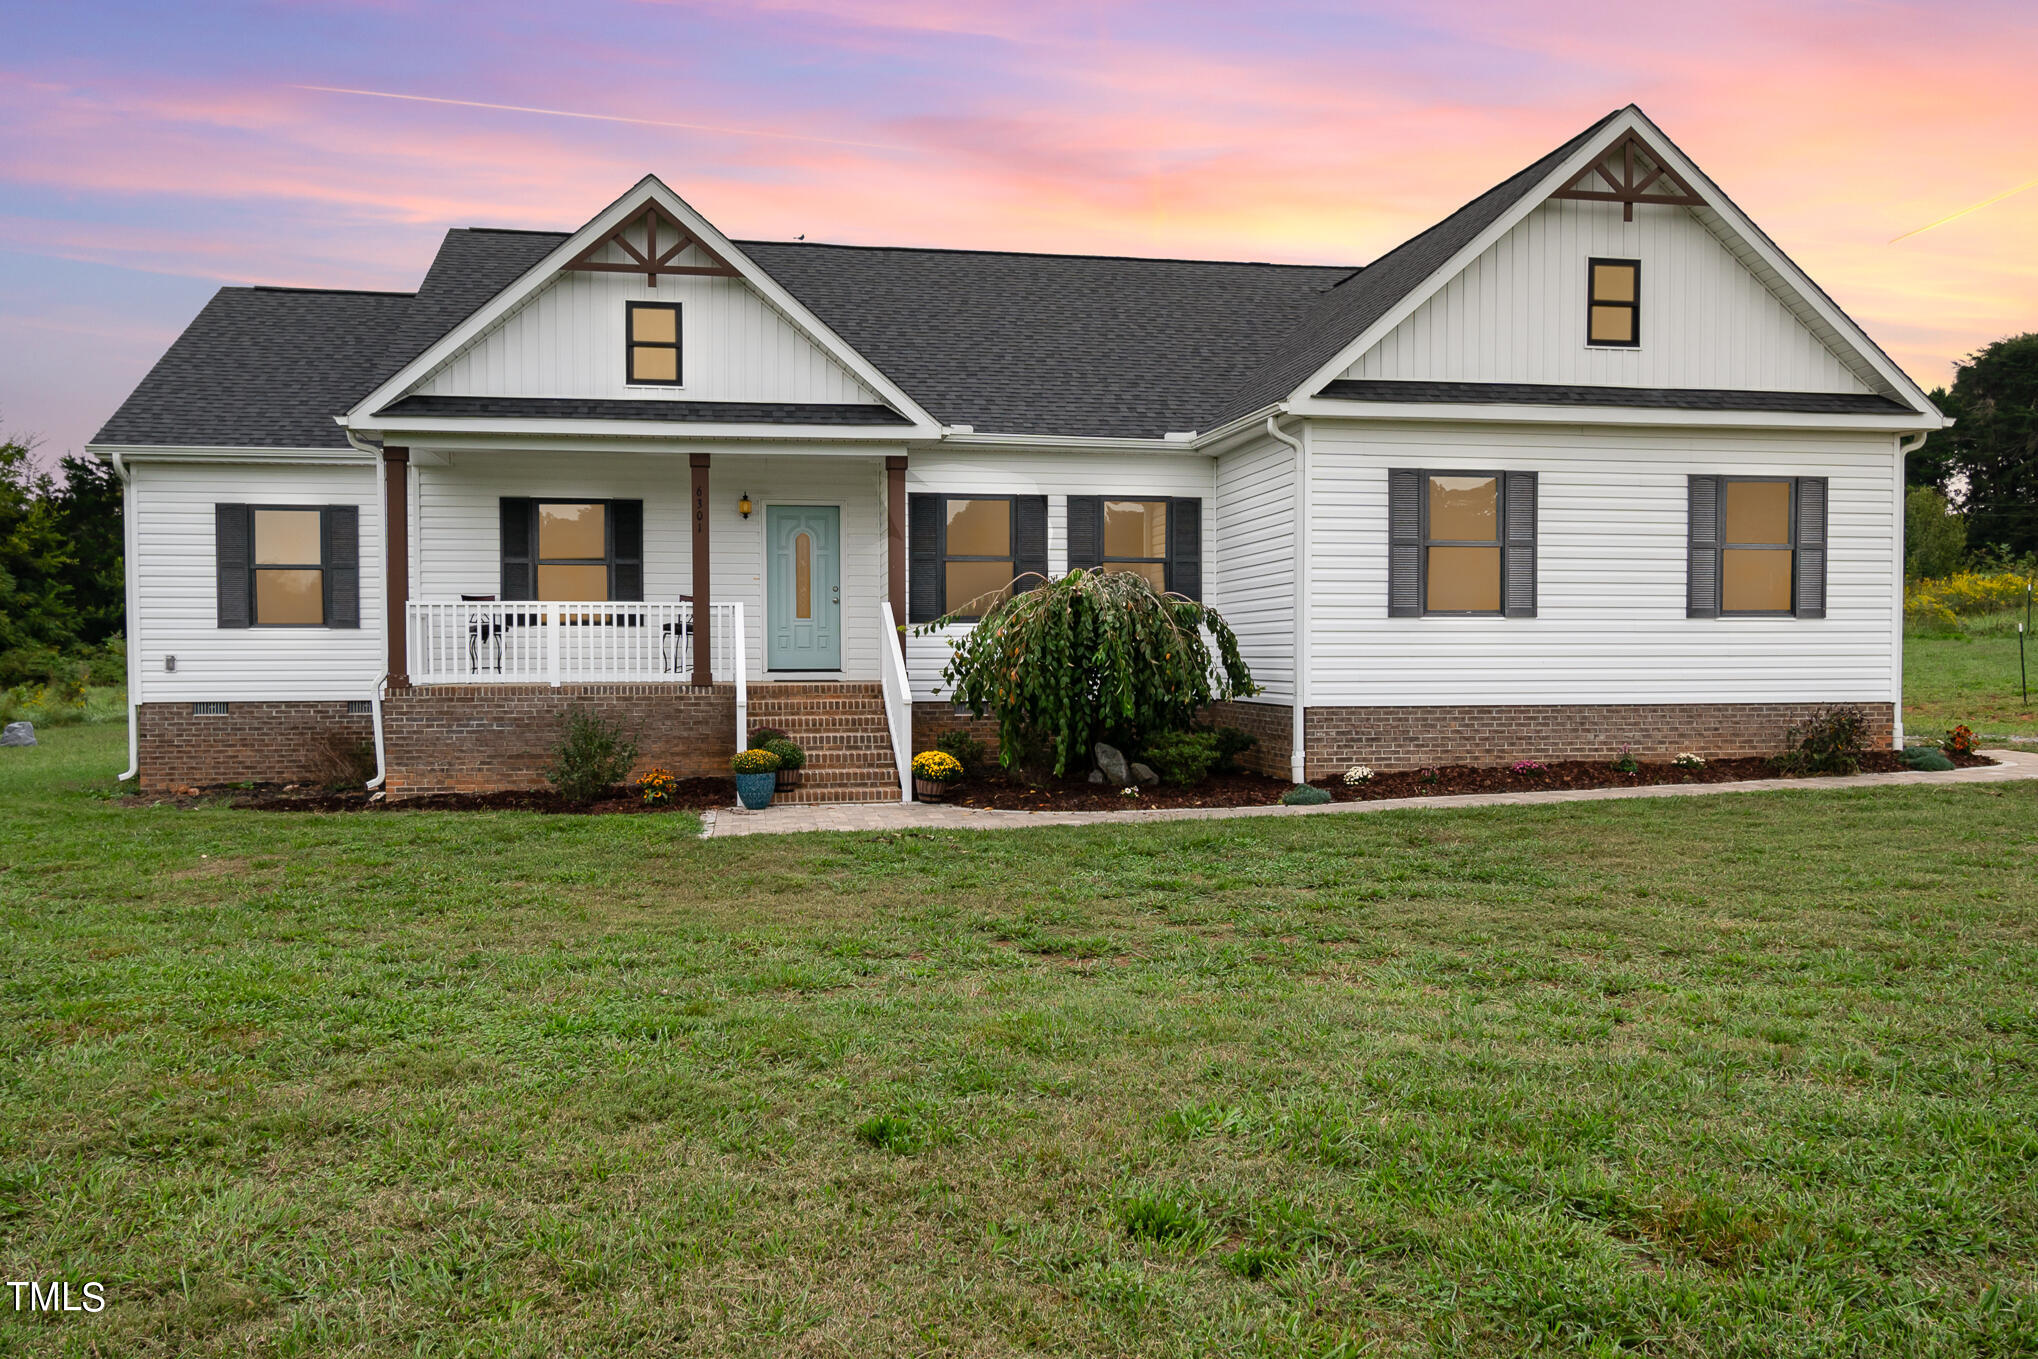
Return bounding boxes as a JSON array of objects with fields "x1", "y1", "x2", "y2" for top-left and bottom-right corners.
[
  {"x1": 885, "y1": 455, "x2": 907, "y2": 627},
  {"x1": 383, "y1": 445, "x2": 410, "y2": 685},
  {"x1": 690, "y1": 452, "x2": 712, "y2": 686}
]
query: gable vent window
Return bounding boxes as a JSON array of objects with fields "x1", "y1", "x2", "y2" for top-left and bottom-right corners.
[
  {"x1": 1066, "y1": 497, "x2": 1202, "y2": 600},
  {"x1": 1387, "y1": 469, "x2": 1537, "y2": 618},
  {"x1": 626, "y1": 301, "x2": 681, "y2": 385},
  {"x1": 1587, "y1": 258, "x2": 1640, "y2": 347},
  {"x1": 213, "y1": 504, "x2": 360, "y2": 629}
]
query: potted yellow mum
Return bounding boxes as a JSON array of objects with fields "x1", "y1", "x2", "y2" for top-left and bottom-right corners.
[{"x1": 911, "y1": 750, "x2": 964, "y2": 801}]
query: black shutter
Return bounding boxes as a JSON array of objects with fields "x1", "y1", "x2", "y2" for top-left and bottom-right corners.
[
  {"x1": 908, "y1": 494, "x2": 940, "y2": 621},
  {"x1": 1501, "y1": 473, "x2": 1537, "y2": 618},
  {"x1": 610, "y1": 499, "x2": 644, "y2": 601},
  {"x1": 1066, "y1": 496, "x2": 1102, "y2": 573},
  {"x1": 1014, "y1": 496, "x2": 1048, "y2": 592},
  {"x1": 1388, "y1": 470, "x2": 1422, "y2": 617},
  {"x1": 216, "y1": 503, "x2": 250, "y2": 628},
  {"x1": 500, "y1": 497, "x2": 534, "y2": 600},
  {"x1": 323, "y1": 505, "x2": 360, "y2": 628},
  {"x1": 1687, "y1": 475, "x2": 1722, "y2": 618},
  {"x1": 1794, "y1": 477, "x2": 1827, "y2": 619},
  {"x1": 1167, "y1": 498, "x2": 1202, "y2": 600}
]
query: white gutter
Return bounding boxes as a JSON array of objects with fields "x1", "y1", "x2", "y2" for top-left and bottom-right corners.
[
  {"x1": 347, "y1": 429, "x2": 392, "y2": 790},
  {"x1": 1893, "y1": 430, "x2": 1931, "y2": 751},
  {"x1": 110, "y1": 450, "x2": 140, "y2": 781},
  {"x1": 1264, "y1": 412, "x2": 1308, "y2": 784}
]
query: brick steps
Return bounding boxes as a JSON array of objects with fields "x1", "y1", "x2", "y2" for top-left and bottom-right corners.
[{"x1": 745, "y1": 682, "x2": 900, "y2": 804}]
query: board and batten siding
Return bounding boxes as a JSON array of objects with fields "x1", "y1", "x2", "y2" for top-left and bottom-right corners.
[
  {"x1": 414, "y1": 449, "x2": 889, "y2": 682},
  {"x1": 415, "y1": 238, "x2": 880, "y2": 405},
  {"x1": 1305, "y1": 421, "x2": 1900, "y2": 706},
  {"x1": 902, "y1": 449, "x2": 1216, "y2": 702},
  {"x1": 1213, "y1": 434, "x2": 1296, "y2": 705},
  {"x1": 130, "y1": 459, "x2": 384, "y2": 702},
  {"x1": 1341, "y1": 198, "x2": 1877, "y2": 395}
]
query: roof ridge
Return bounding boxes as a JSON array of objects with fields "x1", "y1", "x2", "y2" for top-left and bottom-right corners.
[
  {"x1": 458, "y1": 226, "x2": 573, "y2": 237},
  {"x1": 736, "y1": 238, "x2": 1357, "y2": 271},
  {"x1": 248, "y1": 285, "x2": 415, "y2": 298}
]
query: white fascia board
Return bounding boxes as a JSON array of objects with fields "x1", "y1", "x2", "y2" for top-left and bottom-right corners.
[
  {"x1": 387, "y1": 432, "x2": 914, "y2": 459},
  {"x1": 85, "y1": 443, "x2": 376, "y2": 465},
  {"x1": 1285, "y1": 108, "x2": 1945, "y2": 423},
  {"x1": 926, "y1": 431, "x2": 1220, "y2": 456},
  {"x1": 1289, "y1": 396, "x2": 1941, "y2": 432},
  {"x1": 345, "y1": 174, "x2": 940, "y2": 430},
  {"x1": 351, "y1": 415, "x2": 929, "y2": 443}
]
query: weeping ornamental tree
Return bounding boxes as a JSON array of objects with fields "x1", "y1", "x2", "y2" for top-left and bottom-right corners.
[{"x1": 926, "y1": 569, "x2": 1257, "y2": 777}]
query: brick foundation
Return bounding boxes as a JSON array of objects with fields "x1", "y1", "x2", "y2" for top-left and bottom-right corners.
[
  {"x1": 381, "y1": 683, "x2": 736, "y2": 797},
  {"x1": 1295, "y1": 701, "x2": 1897, "y2": 780},
  {"x1": 137, "y1": 701, "x2": 374, "y2": 792},
  {"x1": 1205, "y1": 700, "x2": 1296, "y2": 778},
  {"x1": 911, "y1": 704, "x2": 1003, "y2": 758}
]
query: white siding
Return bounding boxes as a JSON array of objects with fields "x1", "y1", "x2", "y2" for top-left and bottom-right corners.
[
  {"x1": 130, "y1": 459, "x2": 384, "y2": 702},
  {"x1": 414, "y1": 449, "x2": 889, "y2": 682},
  {"x1": 903, "y1": 449, "x2": 1217, "y2": 701},
  {"x1": 1342, "y1": 198, "x2": 1875, "y2": 394},
  {"x1": 417, "y1": 241, "x2": 880, "y2": 405},
  {"x1": 1214, "y1": 435, "x2": 1296, "y2": 704},
  {"x1": 1305, "y1": 420, "x2": 1900, "y2": 705}
]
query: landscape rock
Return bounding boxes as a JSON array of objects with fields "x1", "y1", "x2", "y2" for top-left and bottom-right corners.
[
  {"x1": 1, "y1": 721, "x2": 35, "y2": 747},
  {"x1": 1130, "y1": 762, "x2": 1160, "y2": 786},
  {"x1": 1093, "y1": 743, "x2": 1130, "y2": 785},
  {"x1": 1086, "y1": 769, "x2": 1105, "y2": 784}
]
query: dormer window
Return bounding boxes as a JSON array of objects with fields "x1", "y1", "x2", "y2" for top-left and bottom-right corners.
[
  {"x1": 1587, "y1": 259, "x2": 1639, "y2": 347},
  {"x1": 626, "y1": 301, "x2": 681, "y2": 385}
]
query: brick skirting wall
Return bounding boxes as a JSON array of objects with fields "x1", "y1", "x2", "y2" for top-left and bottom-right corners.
[
  {"x1": 911, "y1": 704, "x2": 1003, "y2": 758},
  {"x1": 137, "y1": 701, "x2": 373, "y2": 792},
  {"x1": 382, "y1": 683, "x2": 737, "y2": 796},
  {"x1": 1205, "y1": 700, "x2": 1296, "y2": 778},
  {"x1": 1296, "y1": 701, "x2": 1896, "y2": 780}
]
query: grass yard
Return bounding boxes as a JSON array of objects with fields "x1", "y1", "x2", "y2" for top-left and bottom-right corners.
[
  {"x1": 3, "y1": 724, "x2": 2037, "y2": 1357},
  {"x1": 1907, "y1": 627, "x2": 2038, "y2": 738}
]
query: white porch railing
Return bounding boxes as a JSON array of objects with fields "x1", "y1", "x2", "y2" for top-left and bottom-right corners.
[
  {"x1": 407, "y1": 599, "x2": 741, "y2": 686},
  {"x1": 878, "y1": 600, "x2": 914, "y2": 803}
]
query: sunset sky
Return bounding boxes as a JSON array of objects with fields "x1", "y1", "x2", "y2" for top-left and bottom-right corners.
[{"x1": 4, "y1": 0, "x2": 2034, "y2": 467}]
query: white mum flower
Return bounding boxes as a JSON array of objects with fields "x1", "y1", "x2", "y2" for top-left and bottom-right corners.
[{"x1": 1343, "y1": 765, "x2": 1376, "y2": 784}]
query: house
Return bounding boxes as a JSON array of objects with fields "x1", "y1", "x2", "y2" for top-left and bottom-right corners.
[{"x1": 91, "y1": 105, "x2": 1944, "y2": 801}]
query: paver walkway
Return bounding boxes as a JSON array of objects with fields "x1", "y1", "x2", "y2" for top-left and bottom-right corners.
[{"x1": 700, "y1": 746, "x2": 2038, "y2": 837}]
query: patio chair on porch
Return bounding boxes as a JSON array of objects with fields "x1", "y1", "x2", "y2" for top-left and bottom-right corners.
[
  {"x1": 660, "y1": 595, "x2": 695, "y2": 674},
  {"x1": 462, "y1": 594, "x2": 510, "y2": 674}
]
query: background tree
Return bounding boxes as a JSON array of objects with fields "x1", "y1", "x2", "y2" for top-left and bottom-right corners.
[
  {"x1": 0, "y1": 435, "x2": 82, "y2": 681},
  {"x1": 47, "y1": 452, "x2": 126, "y2": 645},
  {"x1": 1912, "y1": 333, "x2": 2038, "y2": 557},
  {"x1": 1904, "y1": 486, "x2": 1966, "y2": 580}
]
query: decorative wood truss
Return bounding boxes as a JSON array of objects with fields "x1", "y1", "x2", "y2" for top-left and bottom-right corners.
[
  {"x1": 1549, "y1": 131, "x2": 1706, "y2": 221},
  {"x1": 561, "y1": 201, "x2": 741, "y2": 286}
]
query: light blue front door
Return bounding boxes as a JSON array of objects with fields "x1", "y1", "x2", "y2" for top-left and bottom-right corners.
[{"x1": 766, "y1": 505, "x2": 841, "y2": 671}]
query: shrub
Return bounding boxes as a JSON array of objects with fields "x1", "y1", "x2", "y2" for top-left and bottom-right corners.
[
  {"x1": 1210, "y1": 726, "x2": 1257, "y2": 773},
  {"x1": 1343, "y1": 765, "x2": 1376, "y2": 784},
  {"x1": 1611, "y1": 745, "x2": 1639, "y2": 775},
  {"x1": 1904, "y1": 746, "x2": 1956, "y2": 772},
  {"x1": 307, "y1": 732, "x2": 376, "y2": 789},
  {"x1": 1774, "y1": 705, "x2": 1868, "y2": 776},
  {"x1": 934, "y1": 729, "x2": 989, "y2": 774},
  {"x1": 911, "y1": 750, "x2": 963, "y2": 783},
  {"x1": 759, "y1": 736, "x2": 806, "y2": 771},
  {"x1": 1140, "y1": 729, "x2": 1221, "y2": 786},
  {"x1": 731, "y1": 748, "x2": 782, "y2": 775},
  {"x1": 1906, "y1": 570, "x2": 2033, "y2": 632},
  {"x1": 1512, "y1": 760, "x2": 1549, "y2": 776},
  {"x1": 748, "y1": 725, "x2": 789, "y2": 745},
  {"x1": 544, "y1": 710, "x2": 640, "y2": 803},
  {"x1": 924, "y1": 567, "x2": 1256, "y2": 777},
  {"x1": 1280, "y1": 784, "x2": 1331, "y2": 806},
  {"x1": 1944, "y1": 724, "x2": 1979, "y2": 756},
  {"x1": 638, "y1": 767, "x2": 677, "y2": 805}
]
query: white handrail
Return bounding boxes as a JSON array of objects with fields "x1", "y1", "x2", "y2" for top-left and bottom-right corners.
[
  {"x1": 731, "y1": 601, "x2": 748, "y2": 759},
  {"x1": 405, "y1": 600, "x2": 720, "y2": 685},
  {"x1": 878, "y1": 600, "x2": 914, "y2": 803}
]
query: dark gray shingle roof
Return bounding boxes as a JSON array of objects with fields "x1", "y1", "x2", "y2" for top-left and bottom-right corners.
[
  {"x1": 1316, "y1": 379, "x2": 1911, "y2": 415},
  {"x1": 372, "y1": 228, "x2": 564, "y2": 386},
  {"x1": 93, "y1": 286, "x2": 412, "y2": 449},
  {"x1": 378, "y1": 394, "x2": 910, "y2": 425}
]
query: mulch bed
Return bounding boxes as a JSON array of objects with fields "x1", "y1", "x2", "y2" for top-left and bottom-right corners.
[
  {"x1": 936, "y1": 749, "x2": 1996, "y2": 813},
  {"x1": 212, "y1": 777, "x2": 732, "y2": 814}
]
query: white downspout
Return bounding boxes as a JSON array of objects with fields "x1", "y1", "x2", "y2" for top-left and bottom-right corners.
[
  {"x1": 1894, "y1": 430, "x2": 1929, "y2": 751},
  {"x1": 1265, "y1": 412, "x2": 1308, "y2": 784},
  {"x1": 111, "y1": 450, "x2": 140, "y2": 781},
  {"x1": 349, "y1": 429, "x2": 390, "y2": 789}
]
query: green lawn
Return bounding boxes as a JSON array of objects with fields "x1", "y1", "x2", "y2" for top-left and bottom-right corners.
[
  {"x1": 4, "y1": 725, "x2": 2037, "y2": 1357},
  {"x1": 1907, "y1": 628, "x2": 2038, "y2": 738}
]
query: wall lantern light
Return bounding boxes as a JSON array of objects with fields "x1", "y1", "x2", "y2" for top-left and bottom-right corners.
[{"x1": 737, "y1": 493, "x2": 753, "y2": 519}]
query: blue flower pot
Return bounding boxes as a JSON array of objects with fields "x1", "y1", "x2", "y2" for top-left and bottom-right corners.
[{"x1": 734, "y1": 771, "x2": 777, "y2": 810}]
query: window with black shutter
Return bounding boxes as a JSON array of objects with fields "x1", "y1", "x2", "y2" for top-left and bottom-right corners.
[
  {"x1": 497, "y1": 499, "x2": 645, "y2": 601},
  {"x1": 1387, "y1": 471, "x2": 1538, "y2": 617},
  {"x1": 1687, "y1": 475, "x2": 1826, "y2": 618},
  {"x1": 1066, "y1": 497, "x2": 1202, "y2": 599},
  {"x1": 215, "y1": 504, "x2": 360, "y2": 628},
  {"x1": 904, "y1": 494, "x2": 1049, "y2": 621}
]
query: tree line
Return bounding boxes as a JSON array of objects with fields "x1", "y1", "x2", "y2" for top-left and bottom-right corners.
[
  {"x1": 1906, "y1": 332, "x2": 2038, "y2": 579},
  {"x1": 1, "y1": 434, "x2": 126, "y2": 689}
]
